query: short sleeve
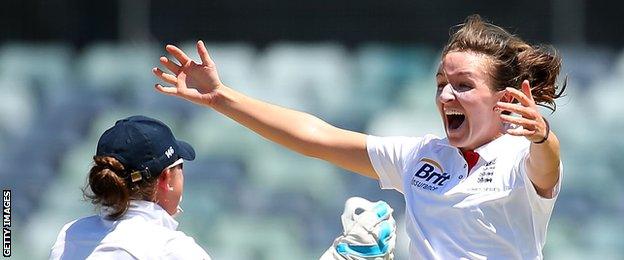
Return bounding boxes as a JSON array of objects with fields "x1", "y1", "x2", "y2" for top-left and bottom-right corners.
[
  {"x1": 517, "y1": 148, "x2": 563, "y2": 214},
  {"x1": 367, "y1": 135, "x2": 424, "y2": 194}
]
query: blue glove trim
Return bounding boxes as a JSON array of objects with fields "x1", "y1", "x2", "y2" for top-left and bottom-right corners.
[{"x1": 335, "y1": 221, "x2": 393, "y2": 257}]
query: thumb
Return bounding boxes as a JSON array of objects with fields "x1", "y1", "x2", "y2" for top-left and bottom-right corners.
[
  {"x1": 176, "y1": 72, "x2": 189, "y2": 91},
  {"x1": 155, "y1": 84, "x2": 179, "y2": 96},
  {"x1": 155, "y1": 72, "x2": 189, "y2": 97}
]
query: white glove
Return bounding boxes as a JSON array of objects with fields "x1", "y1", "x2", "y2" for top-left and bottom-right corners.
[{"x1": 320, "y1": 197, "x2": 396, "y2": 260}]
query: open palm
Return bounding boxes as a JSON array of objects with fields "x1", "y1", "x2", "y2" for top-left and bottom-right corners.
[
  {"x1": 152, "y1": 40, "x2": 223, "y2": 107},
  {"x1": 495, "y1": 80, "x2": 549, "y2": 143}
]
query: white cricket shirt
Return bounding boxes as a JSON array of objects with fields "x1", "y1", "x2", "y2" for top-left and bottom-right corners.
[
  {"x1": 49, "y1": 200, "x2": 211, "y2": 260},
  {"x1": 367, "y1": 134, "x2": 562, "y2": 260}
]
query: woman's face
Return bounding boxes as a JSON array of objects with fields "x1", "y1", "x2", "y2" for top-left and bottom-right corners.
[{"x1": 435, "y1": 51, "x2": 506, "y2": 150}]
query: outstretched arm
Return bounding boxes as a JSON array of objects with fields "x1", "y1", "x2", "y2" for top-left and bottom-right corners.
[
  {"x1": 495, "y1": 80, "x2": 561, "y2": 198},
  {"x1": 153, "y1": 41, "x2": 378, "y2": 179}
]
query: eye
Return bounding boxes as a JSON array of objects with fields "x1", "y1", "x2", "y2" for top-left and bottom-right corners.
[{"x1": 457, "y1": 83, "x2": 472, "y2": 91}]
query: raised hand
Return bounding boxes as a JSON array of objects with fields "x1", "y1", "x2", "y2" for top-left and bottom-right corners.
[
  {"x1": 151, "y1": 39, "x2": 376, "y2": 180},
  {"x1": 152, "y1": 40, "x2": 223, "y2": 107},
  {"x1": 495, "y1": 80, "x2": 550, "y2": 144}
]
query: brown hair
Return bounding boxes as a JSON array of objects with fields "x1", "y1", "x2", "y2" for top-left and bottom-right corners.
[
  {"x1": 83, "y1": 156, "x2": 158, "y2": 219},
  {"x1": 442, "y1": 14, "x2": 566, "y2": 111}
]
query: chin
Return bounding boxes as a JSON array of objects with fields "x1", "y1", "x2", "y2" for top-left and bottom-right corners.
[
  {"x1": 444, "y1": 131, "x2": 461, "y2": 146},
  {"x1": 447, "y1": 137, "x2": 466, "y2": 149},
  {"x1": 445, "y1": 128, "x2": 464, "y2": 146},
  {"x1": 446, "y1": 129, "x2": 476, "y2": 149}
]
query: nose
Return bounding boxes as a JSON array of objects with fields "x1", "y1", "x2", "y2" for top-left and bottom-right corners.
[{"x1": 438, "y1": 83, "x2": 456, "y2": 103}]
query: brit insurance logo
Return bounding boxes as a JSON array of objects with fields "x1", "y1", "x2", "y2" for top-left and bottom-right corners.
[{"x1": 411, "y1": 158, "x2": 451, "y2": 191}]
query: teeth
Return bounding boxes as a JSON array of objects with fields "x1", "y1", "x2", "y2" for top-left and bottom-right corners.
[{"x1": 444, "y1": 110, "x2": 464, "y2": 116}]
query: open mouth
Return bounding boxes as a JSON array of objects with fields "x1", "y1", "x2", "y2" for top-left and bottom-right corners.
[{"x1": 445, "y1": 110, "x2": 465, "y2": 130}]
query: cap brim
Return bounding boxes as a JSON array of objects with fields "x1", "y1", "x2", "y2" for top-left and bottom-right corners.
[{"x1": 176, "y1": 140, "x2": 196, "y2": 161}]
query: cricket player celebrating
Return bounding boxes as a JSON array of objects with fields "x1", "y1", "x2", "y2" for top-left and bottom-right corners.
[{"x1": 153, "y1": 15, "x2": 565, "y2": 259}]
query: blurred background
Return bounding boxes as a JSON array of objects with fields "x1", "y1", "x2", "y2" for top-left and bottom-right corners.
[{"x1": 1, "y1": 0, "x2": 623, "y2": 259}]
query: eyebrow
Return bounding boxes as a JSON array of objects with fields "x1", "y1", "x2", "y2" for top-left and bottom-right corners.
[
  {"x1": 437, "y1": 70, "x2": 475, "y2": 79},
  {"x1": 457, "y1": 71, "x2": 475, "y2": 76}
]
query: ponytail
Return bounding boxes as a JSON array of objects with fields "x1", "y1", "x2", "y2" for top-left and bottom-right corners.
[
  {"x1": 516, "y1": 45, "x2": 566, "y2": 111},
  {"x1": 83, "y1": 156, "x2": 158, "y2": 219}
]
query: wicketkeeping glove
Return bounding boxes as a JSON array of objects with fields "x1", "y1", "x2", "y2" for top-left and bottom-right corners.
[{"x1": 320, "y1": 197, "x2": 396, "y2": 260}]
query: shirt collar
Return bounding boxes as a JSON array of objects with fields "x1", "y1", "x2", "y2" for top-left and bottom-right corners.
[
  {"x1": 437, "y1": 134, "x2": 521, "y2": 162},
  {"x1": 473, "y1": 134, "x2": 514, "y2": 162},
  {"x1": 100, "y1": 200, "x2": 179, "y2": 231}
]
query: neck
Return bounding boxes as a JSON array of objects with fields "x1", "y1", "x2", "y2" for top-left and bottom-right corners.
[{"x1": 459, "y1": 132, "x2": 504, "y2": 151}]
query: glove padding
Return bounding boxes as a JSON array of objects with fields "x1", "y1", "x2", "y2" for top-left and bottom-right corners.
[{"x1": 320, "y1": 197, "x2": 396, "y2": 260}]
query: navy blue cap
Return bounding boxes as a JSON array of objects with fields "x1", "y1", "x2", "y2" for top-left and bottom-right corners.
[{"x1": 96, "y1": 115, "x2": 195, "y2": 180}]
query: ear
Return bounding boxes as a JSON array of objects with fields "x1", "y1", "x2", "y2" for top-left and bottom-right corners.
[{"x1": 157, "y1": 169, "x2": 172, "y2": 192}]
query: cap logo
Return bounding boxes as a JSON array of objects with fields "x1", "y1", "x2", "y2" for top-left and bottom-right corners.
[{"x1": 165, "y1": 146, "x2": 174, "y2": 158}]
